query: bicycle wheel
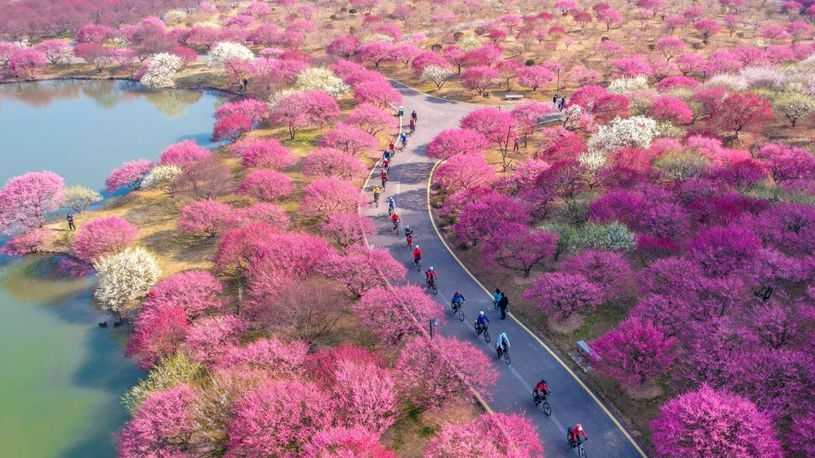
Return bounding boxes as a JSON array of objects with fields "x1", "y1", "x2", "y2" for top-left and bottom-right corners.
[
  {"x1": 484, "y1": 329, "x2": 491, "y2": 343},
  {"x1": 431, "y1": 283, "x2": 438, "y2": 295},
  {"x1": 578, "y1": 444, "x2": 587, "y2": 458},
  {"x1": 504, "y1": 351, "x2": 511, "y2": 365},
  {"x1": 457, "y1": 308, "x2": 465, "y2": 321},
  {"x1": 541, "y1": 400, "x2": 552, "y2": 416}
]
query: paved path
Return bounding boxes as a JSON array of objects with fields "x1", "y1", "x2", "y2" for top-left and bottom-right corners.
[{"x1": 364, "y1": 82, "x2": 646, "y2": 458}]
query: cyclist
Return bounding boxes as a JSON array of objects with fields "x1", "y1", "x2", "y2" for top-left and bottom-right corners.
[
  {"x1": 451, "y1": 290, "x2": 465, "y2": 309},
  {"x1": 568, "y1": 424, "x2": 587, "y2": 448},
  {"x1": 475, "y1": 310, "x2": 490, "y2": 334},
  {"x1": 496, "y1": 332, "x2": 510, "y2": 359},
  {"x1": 413, "y1": 244, "x2": 423, "y2": 265},
  {"x1": 404, "y1": 225, "x2": 414, "y2": 246},
  {"x1": 380, "y1": 169, "x2": 389, "y2": 188},
  {"x1": 387, "y1": 196, "x2": 396, "y2": 215},
  {"x1": 390, "y1": 212, "x2": 401, "y2": 231},
  {"x1": 411, "y1": 110, "x2": 417, "y2": 123},
  {"x1": 425, "y1": 266, "x2": 438, "y2": 288},
  {"x1": 409, "y1": 118, "x2": 416, "y2": 133},
  {"x1": 382, "y1": 158, "x2": 390, "y2": 171},
  {"x1": 383, "y1": 149, "x2": 392, "y2": 161},
  {"x1": 533, "y1": 379, "x2": 551, "y2": 405},
  {"x1": 400, "y1": 132, "x2": 408, "y2": 148},
  {"x1": 388, "y1": 141, "x2": 395, "y2": 153},
  {"x1": 372, "y1": 185, "x2": 381, "y2": 207}
]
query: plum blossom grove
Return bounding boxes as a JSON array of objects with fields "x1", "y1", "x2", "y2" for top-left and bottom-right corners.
[{"x1": 3, "y1": 0, "x2": 815, "y2": 455}]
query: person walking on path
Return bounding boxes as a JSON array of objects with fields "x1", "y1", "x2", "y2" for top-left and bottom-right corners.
[
  {"x1": 67, "y1": 214, "x2": 76, "y2": 231},
  {"x1": 498, "y1": 292, "x2": 509, "y2": 319},
  {"x1": 493, "y1": 288, "x2": 502, "y2": 313},
  {"x1": 513, "y1": 137, "x2": 520, "y2": 153}
]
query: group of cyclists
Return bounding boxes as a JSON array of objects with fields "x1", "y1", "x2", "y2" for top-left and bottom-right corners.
[{"x1": 371, "y1": 107, "x2": 590, "y2": 455}]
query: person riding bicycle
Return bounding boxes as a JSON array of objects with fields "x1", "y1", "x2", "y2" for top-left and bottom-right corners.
[
  {"x1": 372, "y1": 185, "x2": 381, "y2": 205},
  {"x1": 533, "y1": 379, "x2": 551, "y2": 404},
  {"x1": 400, "y1": 132, "x2": 408, "y2": 147},
  {"x1": 451, "y1": 290, "x2": 465, "y2": 309},
  {"x1": 380, "y1": 170, "x2": 389, "y2": 188},
  {"x1": 496, "y1": 331, "x2": 510, "y2": 358},
  {"x1": 413, "y1": 245, "x2": 422, "y2": 263},
  {"x1": 411, "y1": 110, "x2": 417, "y2": 123},
  {"x1": 383, "y1": 158, "x2": 390, "y2": 170},
  {"x1": 390, "y1": 212, "x2": 400, "y2": 230},
  {"x1": 404, "y1": 225, "x2": 414, "y2": 245},
  {"x1": 388, "y1": 141, "x2": 395, "y2": 152},
  {"x1": 409, "y1": 118, "x2": 415, "y2": 132},
  {"x1": 475, "y1": 310, "x2": 490, "y2": 332},
  {"x1": 568, "y1": 424, "x2": 587, "y2": 448},
  {"x1": 425, "y1": 266, "x2": 438, "y2": 287},
  {"x1": 387, "y1": 196, "x2": 396, "y2": 214}
]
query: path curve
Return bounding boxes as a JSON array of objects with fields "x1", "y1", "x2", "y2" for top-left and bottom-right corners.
[{"x1": 364, "y1": 81, "x2": 647, "y2": 458}]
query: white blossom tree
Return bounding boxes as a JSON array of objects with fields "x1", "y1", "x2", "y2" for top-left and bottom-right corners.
[
  {"x1": 140, "y1": 53, "x2": 183, "y2": 88},
  {"x1": 161, "y1": 9, "x2": 187, "y2": 24},
  {"x1": 607, "y1": 76, "x2": 650, "y2": 94},
  {"x1": 63, "y1": 185, "x2": 102, "y2": 213},
  {"x1": 294, "y1": 67, "x2": 350, "y2": 98},
  {"x1": 588, "y1": 115, "x2": 660, "y2": 154},
  {"x1": 141, "y1": 165, "x2": 182, "y2": 194},
  {"x1": 774, "y1": 92, "x2": 815, "y2": 127},
  {"x1": 207, "y1": 42, "x2": 254, "y2": 67},
  {"x1": 421, "y1": 65, "x2": 455, "y2": 90},
  {"x1": 94, "y1": 247, "x2": 161, "y2": 318}
]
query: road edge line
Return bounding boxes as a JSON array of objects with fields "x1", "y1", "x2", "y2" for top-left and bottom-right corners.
[{"x1": 426, "y1": 158, "x2": 648, "y2": 458}]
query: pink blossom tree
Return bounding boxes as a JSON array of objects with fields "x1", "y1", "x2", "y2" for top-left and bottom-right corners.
[
  {"x1": 177, "y1": 199, "x2": 238, "y2": 238},
  {"x1": 319, "y1": 123, "x2": 379, "y2": 157},
  {"x1": 214, "y1": 99, "x2": 269, "y2": 124},
  {"x1": 143, "y1": 270, "x2": 226, "y2": 319},
  {"x1": 331, "y1": 360, "x2": 398, "y2": 434},
  {"x1": 303, "y1": 428, "x2": 394, "y2": 457},
  {"x1": 355, "y1": 40, "x2": 395, "y2": 67},
  {"x1": 435, "y1": 154, "x2": 497, "y2": 195},
  {"x1": 460, "y1": 107, "x2": 515, "y2": 167},
  {"x1": 270, "y1": 90, "x2": 340, "y2": 139},
  {"x1": 73, "y1": 216, "x2": 138, "y2": 262},
  {"x1": 354, "y1": 285, "x2": 443, "y2": 346},
  {"x1": 651, "y1": 385, "x2": 782, "y2": 458},
  {"x1": 517, "y1": 65, "x2": 556, "y2": 92},
  {"x1": 461, "y1": 66, "x2": 499, "y2": 95},
  {"x1": 35, "y1": 39, "x2": 72, "y2": 64},
  {"x1": 320, "y1": 213, "x2": 377, "y2": 249},
  {"x1": 184, "y1": 315, "x2": 246, "y2": 363},
  {"x1": 426, "y1": 413, "x2": 543, "y2": 458},
  {"x1": 319, "y1": 246, "x2": 406, "y2": 298},
  {"x1": 326, "y1": 34, "x2": 359, "y2": 59},
  {"x1": 229, "y1": 137, "x2": 296, "y2": 169},
  {"x1": 8, "y1": 48, "x2": 47, "y2": 78},
  {"x1": 756, "y1": 143, "x2": 815, "y2": 184},
  {"x1": 227, "y1": 380, "x2": 333, "y2": 456},
  {"x1": 158, "y1": 140, "x2": 210, "y2": 168},
  {"x1": 694, "y1": 18, "x2": 721, "y2": 44},
  {"x1": 559, "y1": 250, "x2": 632, "y2": 302},
  {"x1": 453, "y1": 193, "x2": 529, "y2": 246},
  {"x1": 105, "y1": 160, "x2": 153, "y2": 194},
  {"x1": 612, "y1": 55, "x2": 654, "y2": 78},
  {"x1": 482, "y1": 224, "x2": 558, "y2": 277},
  {"x1": 686, "y1": 226, "x2": 761, "y2": 278},
  {"x1": 512, "y1": 102, "x2": 558, "y2": 147},
  {"x1": 301, "y1": 178, "x2": 365, "y2": 220},
  {"x1": 216, "y1": 337, "x2": 307, "y2": 377},
  {"x1": 0, "y1": 228, "x2": 51, "y2": 256},
  {"x1": 117, "y1": 384, "x2": 198, "y2": 458},
  {"x1": 352, "y1": 80, "x2": 403, "y2": 108},
  {"x1": 238, "y1": 169, "x2": 293, "y2": 202},
  {"x1": 396, "y1": 336, "x2": 497, "y2": 409},
  {"x1": 239, "y1": 203, "x2": 290, "y2": 229},
  {"x1": 345, "y1": 103, "x2": 397, "y2": 136},
  {"x1": 648, "y1": 96, "x2": 693, "y2": 125},
  {"x1": 211, "y1": 113, "x2": 253, "y2": 142},
  {"x1": 0, "y1": 171, "x2": 64, "y2": 234},
  {"x1": 426, "y1": 128, "x2": 490, "y2": 159},
  {"x1": 592, "y1": 318, "x2": 677, "y2": 389},
  {"x1": 713, "y1": 93, "x2": 774, "y2": 138},
  {"x1": 125, "y1": 304, "x2": 189, "y2": 369},
  {"x1": 524, "y1": 272, "x2": 603, "y2": 326},
  {"x1": 303, "y1": 148, "x2": 367, "y2": 179}
]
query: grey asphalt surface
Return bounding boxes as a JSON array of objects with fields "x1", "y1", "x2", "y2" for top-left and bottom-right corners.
[{"x1": 364, "y1": 81, "x2": 646, "y2": 458}]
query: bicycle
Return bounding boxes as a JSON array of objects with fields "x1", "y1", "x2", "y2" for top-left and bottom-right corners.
[
  {"x1": 426, "y1": 278, "x2": 438, "y2": 295},
  {"x1": 497, "y1": 344, "x2": 511, "y2": 365},
  {"x1": 568, "y1": 437, "x2": 588, "y2": 458},
  {"x1": 474, "y1": 322, "x2": 491, "y2": 343},
  {"x1": 406, "y1": 233, "x2": 413, "y2": 248},
  {"x1": 451, "y1": 300, "x2": 465, "y2": 321},
  {"x1": 392, "y1": 220, "x2": 400, "y2": 232},
  {"x1": 373, "y1": 192, "x2": 380, "y2": 207},
  {"x1": 414, "y1": 257, "x2": 421, "y2": 272},
  {"x1": 533, "y1": 391, "x2": 552, "y2": 416}
]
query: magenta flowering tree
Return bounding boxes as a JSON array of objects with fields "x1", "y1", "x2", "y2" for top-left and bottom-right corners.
[
  {"x1": 238, "y1": 169, "x2": 293, "y2": 202},
  {"x1": 685, "y1": 226, "x2": 761, "y2": 278},
  {"x1": 184, "y1": 315, "x2": 247, "y2": 363},
  {"x1": 460, "y1": 107, "x2": 515, "y2": 159},
  {"x1": 303, "y1": 428, "x2": 394, "y2": 457},
  {"x1": 651, "y1": 385, "x2": 782, "y2": 458},
  {"x1": 611, "y1": 55, "x2": 654, "y2": 78},
  {"x1": 524, "y1": 272, "x2": 603, "y2": 325},
  {"x1": 245, "y1": 232, "x2": 335, "y2": 286},
  {"x1": 517, "y1": 65, "x2": 556, "y2": 91},
  {"x1": 320, "y1": 213, "x2": 376, "y2": 249},
  {"x1": 326, "y1": 34, "x2": 359, "y2": 58},
  {"x1": 355, "y1": 40, "x2": 395, "y2": 67},
  {"x1": 352, "y1": 80, "x2": 403, "y2": 108},
  {"x1": 73, "y1": 216, "x2": 138, "y2": 262},
  {"x1": 106, "y1": 160, "x2": 153, "y2": 193},
  {"x1": 482, "y1": 223, "x2": 558, "y2": 277},
  {"x1": 461, "y1": 66, "x2": 500, "y2": 95},
  {"x1": 35, "y1": 39, "x2": 72, "y2": 64},
  {"x1": 229, "y1": 137, "x2": 296, "y2": 169},
  {"x1": 559, "y1": 250, "x2": 633, "y2": 302},
  {"x1": 569, "y1": 85, "x2": 629, "y2": 122},
  {"x1": 227, "y1": 380, "x2": 333, "y2": 456},
  {"x1": 756, "y1": 143, "x2": 815, "y2": 184},
  {"x1": 177, "y1": 199, "x2": 237, "y2": 238},
  {"x1": 214, "y1": 98, "x2": 268, "y2": 124},
  {"x1": 216, "y1": 337, "x2": 307, "y2": 377},
  {"x1": 592, "y1": 318, "x2": 677, "y2": 389},
  {"x1": 648, "y1": 96, "x2": 693, "y2": 125},
  {"x1": 713, "y1": 93, "x2": 774, "y2": 138},
  {"x1": 319, "y1": 246, "x2": 406, "y2": 298},
  {"x1": 117, "y1": 384, "x2": 198, "y2": 458},
  {"x1": 354, "y1": 285, "x2": 444, "y2": 346},
  {"x1": 126, "y1": 304, "x2": 189, "y2": 369},
  {"x1": 453, "y1": 193, "x2": 529, "y2": 246},
  {"x1": 426, "y1": 413, "x2": 543, "y2": 458},
  {"x1": 303, "y1": 148, "x2": 367, "y2": 179},
  {"x1": 0, "y1": 171, "x2": 64, "y2": 234},
  {"x1": 270, "y1": 90, "x2": 340, "y2": 139},
  {"x1": 396, "y1": 335, "x2": 497, "y2": 409},
  {"x1": 330, "y1": 360, "x2": 398, "y2": 434},
  {"x1": 426, "y1": 128, "x2": 490, "y2": 159},
  {"x1": 239, "y1": 203, "x2": 290, "y2": 229},
  {"x1": 301, "y1": 177, "x2": 365, "y2": 220},
  {"x1": 345, "y1": 103, "x2": 397, "y2": 135},
  {"x1": 143, "y1": 270, "x2": 226, "y2": 319},
  {"x1": 8, "y1": 48, "x2": 47, "y2": 78},
  {"x1": 0, "y1": 228, "x2": 51, "y2": 256},
  {"x1": 411, "y1": 51, "x2": 450, "y2": 76},
  {"x1": 318, "y1": 123, "x2": 379, "y2": 157},
  {"x1": 753, "y1": 203, "x2": 815, "y2": 255},
  {"x1": 211, "y1": 113, "x2": 253, "y2": 142},
  {"x1": 694, "y1": 18, "x2": 721, "y2": 44},
  {"x1": 158, "y1": 140, "x2": 209, "y2": 168},
  {"x1": 512, "y1": 102, "x2": 557, "y2": 147},
  {"x1": 434, "y1": 154, "x2": 497, "y2": 194}
]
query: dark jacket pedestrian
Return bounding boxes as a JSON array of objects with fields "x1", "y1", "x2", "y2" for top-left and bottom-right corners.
[
  {"x1": 67, "y1": 214, "x2": 76, "y2": 231},
  {"x1": 498, "y1": 293, "x2": 509, "y2": 319}
]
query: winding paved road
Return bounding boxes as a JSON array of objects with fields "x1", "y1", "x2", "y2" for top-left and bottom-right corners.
[{"x1": 364, "y1": 82, "x2": 646, "y2": 458}]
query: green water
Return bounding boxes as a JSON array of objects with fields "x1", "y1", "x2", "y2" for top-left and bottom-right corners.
[{"x1": 0, "y1": 80, "x2": 224, "y2": 457}]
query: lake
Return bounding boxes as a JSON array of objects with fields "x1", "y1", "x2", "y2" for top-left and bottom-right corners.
[{"x1": 0, "y1": 80, "x2": 225, "y2": 457}]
